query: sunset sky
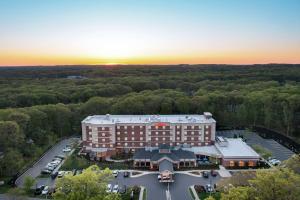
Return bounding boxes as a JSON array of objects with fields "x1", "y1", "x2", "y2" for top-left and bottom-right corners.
[{"x1": 0, "y1": 0, "x2": 300, "y2": 66}]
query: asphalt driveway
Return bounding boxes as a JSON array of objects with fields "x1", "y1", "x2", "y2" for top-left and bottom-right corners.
[
  {"x1": 15, "y1": 137, "x2": 78, "y2": 187},
  {"x1": 111, "y1": 172, "x2": 220, "y2": 200}
]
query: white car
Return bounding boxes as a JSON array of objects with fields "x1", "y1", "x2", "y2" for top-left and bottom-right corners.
[
  {"x1": 112, "y1": 170, "x2": 119, "y2": 177},
  {"x1": 58, "y1": 171, "x2": 65, "y2": 178},
  {"x1": 205, "y1": 184, "x2": 213, "y2": 193},
  {"x1": 112, "y1": 185, "x2": 119, "y2": 193},
  {"x1": 157, "y1": 174, "x2": 161, "y2": 180},
  {"x1": 269, "y1": 159, "x2": 281, "y2": 166},
  {"x1": 41, "y1": 186, "x2": 49, "y2": 195},
  {"x1": 106, "y1": 184, "x2": 112, "y2": 193},
  {"x1": 63, "y1": 147, "x2": 72, "y2": 152}
]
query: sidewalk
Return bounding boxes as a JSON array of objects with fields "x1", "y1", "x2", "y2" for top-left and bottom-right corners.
[
  {"x1": 190, "y1": 185, "x2": 200, "y2": 200},
  {"x1": 139, "y1": 186, "x2": 145, "y2": 200}
]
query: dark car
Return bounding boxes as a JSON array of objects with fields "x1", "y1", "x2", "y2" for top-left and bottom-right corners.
[
  {"x1": 34, "y1": 185, "x2": 45, "y2": 195},
  {"x1": 123, "y1": 171, "x2": 129, "y2": 177},
  {"x1": 51, "y1": 171, "x2": 58, "y2": 179},
  {"x1": 119, "y1": 185, "x2": 126, "y2": 194},
  {"x1": 211, "y1": 170, "x2": 217, "y2": 177},
  {"x1": 55, "y1": 155, "x2": 65, "y2": 160},
  {"x1": 202, "y1": 171, "x2": 209, "y2": 178}
]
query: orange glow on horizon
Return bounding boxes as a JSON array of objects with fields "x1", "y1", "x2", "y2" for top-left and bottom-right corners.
[{"x1": 1, "y1": 50, "x2": 299, "y2": 66}]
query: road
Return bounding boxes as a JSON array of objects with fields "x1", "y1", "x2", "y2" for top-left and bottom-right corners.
[
  {"x1": 111, "y1": 172, "x2": 220, "y2": 200},
  {"x1": 15, "y1": 138, "x2": 78, "y2": 187}
]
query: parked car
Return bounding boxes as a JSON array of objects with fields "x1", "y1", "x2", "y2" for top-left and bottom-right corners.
[
  {"x1": 51, "y1": 171, "x2": 58, "y2": 179},
  {"x1": 58, "y1": 171, "x2": 65, "y2": 178},
  {"x1": 269, "y1": 159, "x2": 281, "y2": 166},
  {"x1": 157, "y1": 174, "x2": 161, "y2": 180},
  {"x1": 112, "y1": 170, "x2": 119, "y2": 177},
  {"x1": 34, "y1": 185, "x2": 45, "y2": 195},
  {"x1": 202, "y1": 171, "x2": 209, "y2": 178},
  {"x1": 119, "y1": 185, "x2": 126, "y2": 194},
  {"x1": 123, "y1": 171, "x2": 129, "y2": 177},
  {"x1": 112, "y1": 185, "x2": 119, "y2": 193},
  {"x1": 41, "y1": 186, "x2": 49, "y2": 195},
  {"x1": 75, "y1": 169, "x2": 83, "y2": 175},
  {"x1": 106, "y1": 184, "x2": 112, "y2": 193},
  {"x1": 55, "y1": 155, "x2": 65, "y2": 160},
  {"x1": 211, "y1": 170, "x2": 217, "y2": 177},
  {"x1": 205, "y1": 184, "x2": 213, "y2": 193},
  {"x1": 41, "y1": 169, "x2": 52, "y2": 174},
  {"x1": 63, "y1": 147, "x2": 72, "y2": 152}
]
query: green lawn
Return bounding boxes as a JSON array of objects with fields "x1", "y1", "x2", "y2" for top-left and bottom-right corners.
[{"x1": 198, "y1": 192, "x2": 221, "y2": 200}]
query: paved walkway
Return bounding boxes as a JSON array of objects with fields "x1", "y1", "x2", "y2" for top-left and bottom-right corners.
[
  {"x1": 218, "y1": 166, "x2": 232, "y2": 178},
  {"x1": 190, "y1": 185, "x2": 200, "y2": 200}
]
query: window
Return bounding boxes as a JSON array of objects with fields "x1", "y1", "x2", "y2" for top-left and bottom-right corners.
[
  {"x1": 198, "y1": 143, "x2": 201, "y2": 146},
  {"x1": 229, "y1": 161, "x2": 235, "y2": 167},
  {"x1": 206, "y1": 125, "x2": 209, "y2": 129},
  {"x1": 205, "y1": 137, "x2": 209, "y2": 140},
  {"x1": 205, "y1": 142, "x2": 208, "y2": 145},
  {"x1": 163, "y1": 137, "x2": 165, "y2": 141},
  {"x1": 177, "y1": 126, "x2": 180, "y2": 129},
  {"x1": 125, "y1": 143, "x2": 128, "y2": 146},
  {"x1": 191, "y1": 143, "x2": 194, "y2": 145},
  {"x1": 110, "y1": 144, "x2": 113, "y2": 147},
  {"x1": 125, "y1": 137, "x2": 128, "y2": 141},
  {"x1": 156, "y1": 138, "x2": 158, "y2": 141},
  {"x1": 102, "y1": 133, "x2": 105, "y2": 136},
  {"x1": 140, "y1": 143, "x2": 143, "y2": 146},
  {"x1": 140, "y1": 137, "x2": 143, "y2": 140},
  {"x1": 205, "y1": 131, "x2": 209, "y2": 134},
  {"x1": 177, "y1": 143, "x2": 180, "y2": 145},
  {"x1": 140, "y1": 126, "x2": 143, "y2": 129},
  {"x1": 132, "y1": 137, "x2": 135, "y2": 140},
  {"x1": 163, "y1": 132, "x2": 165, "y2": 135},
  {"x1": 191, "y1": 131, "x2": 194, "y2": 135},
  {"x1": 102, "y1": 138, "x2": 105, "y2": 142},
  {"x1": 155, "y1": 143, "x2": 158, "y2": 146},
  {"x1": 140, "y1": 132, "x2": 143, "y2": 135},
  {"x1": 102, "y1": 144, "x2": 106, "y2": 147},
  {"x1": 132, "y1": 131, "x2": 134, "y2": 135},
  {"x1": 177, "y1": 131, "x2": 180, "y2": 134},
  {"x1": 117, "y1": 126, "x2": 120, "y2": 129},
  {"x1": 239, "y1": 161, "x2": 245, "y2": 167},
  {"x1": 131, "y1": 126, "x2": 134, "y2": 129},
  {"x1": 176, "y1": 137, "x2": 180, "y2": 140},
  {"x1": 163, "y1": 126, "x2": 165, "y2": 129},
  {"x1": 191, "y1": 137, "x2": 194, "y2": 141},
  {"x1": 89, "y1": 143, "x2": 92, "y2": 146},
  {"x1": 124, "y1": 126, "x2": 127, "y2": 129},
  {"x1": 156, "y1": 132, "x2": 158, "y2": 135},
  {"x1": 117, "y1": 137, "x2": 120, "y2": 141},
  {"x1": 96, "y1": 144, "x2": 99, "y2": 147},
  {"x1": 117, "y1": 132, "x2": 120, "y2": 135},
  {"x1": 191, "y1": 126, "x2": 194, "y2": 129},
  {"x1": 248, "y1": 161, "x2": 255, "y2": 167},
  {"x1": 155, "y1": 126, "x2": 158, "y2": 129}
]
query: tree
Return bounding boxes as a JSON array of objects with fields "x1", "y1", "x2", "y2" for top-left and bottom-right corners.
[
  {"x1": 0, "y1": 121, "x2": 24, "y2": 151},
  {"x1": 282, "y1": 154, "x2": 300, "y2": 174},
  {"x1": 221, "y1": 187, "x2": 251, "y2": 200},
  {"x1": 23, "y1": 176, "x2": 36, "y2": 194},
  {"x1": 251, "y1": 144, "x2": 272, "y2": 159},
  {"x1": 0, "y1": 148, "x2": 24, "y2": 176},
  {"x1": 205, "y1": 196, "x2": 216, "y2": 200},
  {"x1": 54, "y1": 165, "x2": 120, "y2": 200}
]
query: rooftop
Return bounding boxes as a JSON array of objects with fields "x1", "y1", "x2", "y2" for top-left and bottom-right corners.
[
  {"x1": 215, "y1": 138, "x2": 260, "y2": 158},
  {"x1": 82, "y1": 113, "x2": 216, "y2": 125}
]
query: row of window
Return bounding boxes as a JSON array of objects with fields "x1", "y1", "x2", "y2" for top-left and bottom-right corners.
[
  {"x1": 229, "y1": 160, "x2": 255, "y2": 167},
  {"x1": 117, "y1": 137, "x2": 144, "y2": 141}
]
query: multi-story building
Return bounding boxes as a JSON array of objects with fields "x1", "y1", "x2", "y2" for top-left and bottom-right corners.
[
  {"x1": 81, "y1": 112, "x2": 216, "y2": 158},
  {"x1": 81, "y1": 112, "x2": 260, "y2": 169}
]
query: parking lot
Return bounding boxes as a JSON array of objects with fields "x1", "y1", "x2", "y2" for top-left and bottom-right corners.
[
  {"x1": 217, "y1": 130, "x2": 295, "y2": 161},
  {"x1": 15, "y1": 137, "x2": 78, "y2": 187},
  {"x1": 110, "y1": 171, "x2": 220, "y2": 200}
]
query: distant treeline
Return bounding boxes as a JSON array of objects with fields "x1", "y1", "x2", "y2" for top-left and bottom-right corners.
[{"x1": 0, "y1": 64, "x2": 299, "y2": 177}]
